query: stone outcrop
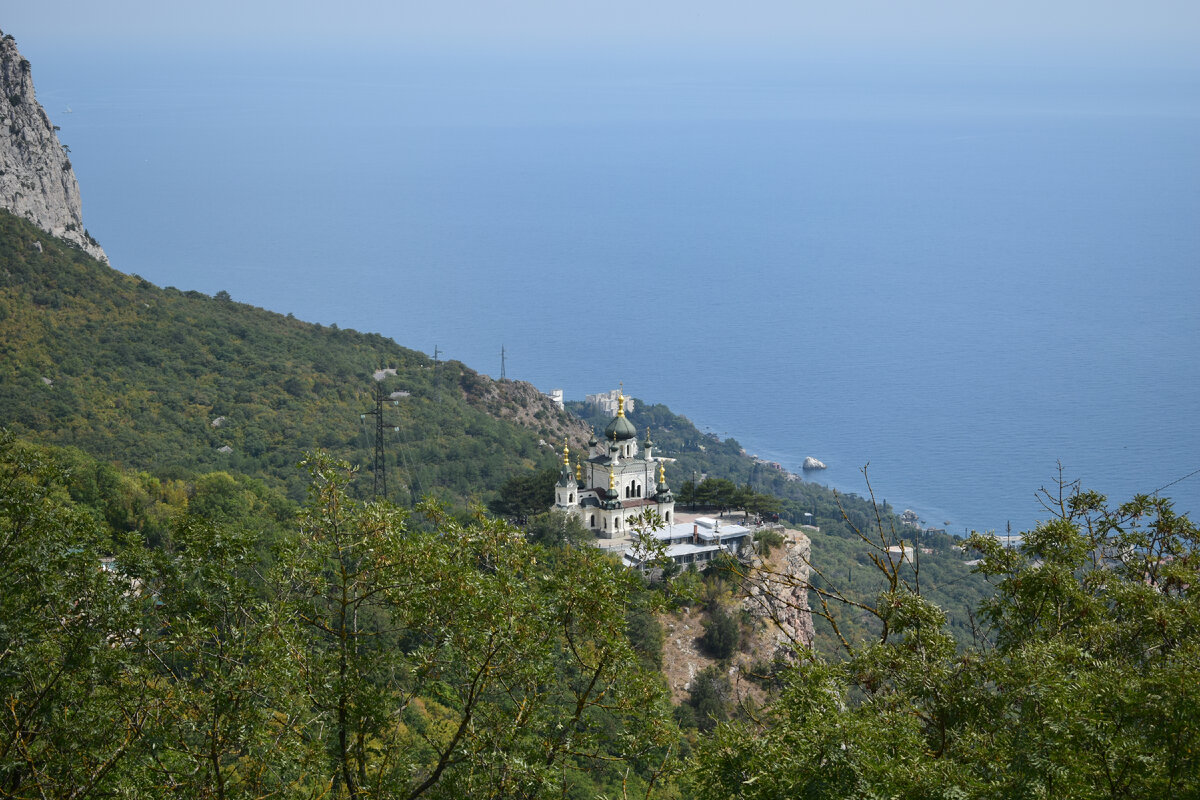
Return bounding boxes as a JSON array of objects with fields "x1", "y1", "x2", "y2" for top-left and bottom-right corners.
[
  {"x1": 658, "y1": 525, "x2": 815, "y2": 706},
  {"x1": 802, "y1": 456, "x2": 827, "y2": 470},
  {"x1": 0, "y1": 30, "x2": 107, "y2": 263},
  {"x1": 458, "y1": 371, "x2": 593, "y2": 453},
  {"x1": 743, "y1": 528, "x2": 816, "y2": 653}
]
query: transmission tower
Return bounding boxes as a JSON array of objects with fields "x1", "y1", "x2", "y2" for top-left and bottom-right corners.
[
  {"x1": 361, "y1": 375, "x2": 400, "y2": 499},
  {"x1": 432, "y1": 344, "x2": 442, "y2": 401},
  {"x1": 500, "y1": 344, "x2": 506, "y2": 380}
]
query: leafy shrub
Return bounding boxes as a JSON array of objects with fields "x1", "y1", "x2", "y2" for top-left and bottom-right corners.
[{"x1": 700, "y1": 603, "x2": 740, "y2": 659}]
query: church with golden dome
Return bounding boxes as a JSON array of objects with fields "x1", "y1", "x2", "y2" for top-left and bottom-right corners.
[{"x1": 552, "y1": 392, "x2": 675, "y2": 538}]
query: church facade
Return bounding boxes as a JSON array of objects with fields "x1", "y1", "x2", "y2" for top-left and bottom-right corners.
[{"x1": 552, "y1": 393, "x2": 675, "y2": 538}]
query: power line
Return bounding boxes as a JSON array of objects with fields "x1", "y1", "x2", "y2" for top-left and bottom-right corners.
[{"x1": 1151, "y1": 465, "x2": 1200, "y2": 496}]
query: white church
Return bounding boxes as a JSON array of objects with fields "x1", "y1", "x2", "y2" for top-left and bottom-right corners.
[
  {"x1": 550, "y1": 391, "x2": 755, "y2": 570},
  {"x1": 551, "y1": 392, "x2": 675, "y2": 537}
]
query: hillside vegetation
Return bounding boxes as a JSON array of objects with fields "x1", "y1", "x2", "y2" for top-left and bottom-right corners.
[
  {"x1": 4, "y1": 218, "x2": 1198, "y2": 799},
  {"x1": 0, "y1": 432, "x2": 678, "y2": 799},
  {"x1": 2, "y1": 205, "x2": 992, "y2": 656},
  {"x1": 0, "y1": 210, "x2": 585, "y2": 504}
]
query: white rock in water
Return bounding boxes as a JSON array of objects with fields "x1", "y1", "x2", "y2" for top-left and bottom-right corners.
[{"x1": 802, "y1": 457, "x2": 827, "y2": 470}]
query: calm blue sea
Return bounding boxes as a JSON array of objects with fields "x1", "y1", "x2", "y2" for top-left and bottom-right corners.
[{"x1": 28, "y1": 44, "x2": 1200, "y2": 535}]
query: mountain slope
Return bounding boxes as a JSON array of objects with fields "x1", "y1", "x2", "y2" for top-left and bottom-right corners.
[{"x1": 0, "y1": 209, "x2": 587, "y2": 501}]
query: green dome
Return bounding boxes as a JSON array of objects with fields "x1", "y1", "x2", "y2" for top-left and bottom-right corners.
[{"x1": 605, "y1": 413, "x2": 637, "y2": 442}]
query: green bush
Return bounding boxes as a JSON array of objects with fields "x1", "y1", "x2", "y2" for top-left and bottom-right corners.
[{"x1": 701, "y1": 603, "x2": 740, "y2": 659}]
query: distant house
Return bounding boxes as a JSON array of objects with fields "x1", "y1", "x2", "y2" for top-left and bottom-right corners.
[{"x1": 584, "y1": 389, "x2": 635, "y2": 417}]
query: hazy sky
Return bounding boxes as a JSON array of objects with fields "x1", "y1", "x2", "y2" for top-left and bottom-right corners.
[{"x1": 7, "y1": 0, "x2": 1200, "y2": 61}]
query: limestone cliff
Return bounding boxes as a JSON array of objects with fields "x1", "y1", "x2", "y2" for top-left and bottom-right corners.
[
  {"x1": 659, "y1": 523, "x2": 814, "y2": 707},
  {"x1": 0, "y1": 31, "x2": 106, "y2": 263},
  {"x1": 743, "y1": 527, "x2": 816, "y2": 651}
]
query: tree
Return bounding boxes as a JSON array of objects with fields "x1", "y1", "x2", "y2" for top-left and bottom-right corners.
[
  {"x1": 282, "y1": 452, "x2": 680, "y2": 799},
  {"x1": 187, "y1": 470, "x2": 253, "y2": 522},
  {"x1": 695, "y1": 478, "x2": 735, "y2": 512},
  {"x1": 689, "y1": 473, "x2": 1200, "y2": 799},
  {"x1": 524, "y1": 509, "x2": 593, "y2": 548},
  {"x1": 627, "y1": 508, "x2": 671, "y2": 575},
  {"x1": 0, "y1": 432, "x2": 158, "y2": 798},
  {"x1": 700, "y1": 604, "x2": 740, "y2": 660},
  {"x1": 281, "y1": 453, "x2": 415, "y2": 799},
  {"x1": 135, "y1": 513, "x2": 310, "y2": 798},
  {"x1": 960, "y1": 481, "x2": 1200, "y2": 797},
  {"x1": 486, "y1": 468, "x2": 559, "y2": 519},
  {"x1": 686, "y1": 666, "x2": 733, "y2": 733}
]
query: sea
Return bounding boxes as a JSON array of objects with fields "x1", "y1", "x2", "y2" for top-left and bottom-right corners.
[{"x1": 26, "y1": 42, "x2": 1200, "y2": 537}]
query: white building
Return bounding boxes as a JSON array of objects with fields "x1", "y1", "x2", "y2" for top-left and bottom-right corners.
[
  {"x1": 623, "y1": 517, "x2": 754, "y2": 571},
  {"x1": 584, "y1": 389, "x2": 635, "y2": 417},
  {"x1": 551, "y1": 391, "x2": 755, "y2": 570},
  {"x1": 553, "y1": 392, "x2": 674, "y2": 537}
]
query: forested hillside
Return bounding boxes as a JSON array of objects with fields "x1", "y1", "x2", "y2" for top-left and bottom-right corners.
[
  {"x1": 0, "y1": 210, "x2": 585, "y2": 503},
  {"x1": 1, "y1": 203, "x2": 992, "y2": 654},
  {"x1": 5, "y1": 218, "x2": 1198, "y2": 800}
]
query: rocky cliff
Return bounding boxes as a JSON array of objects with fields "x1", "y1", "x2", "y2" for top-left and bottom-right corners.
[
  {"x1": 659, "y1": 523, "x2": 814, "y2": 706},
  {"x1": 744, "y1": 528, "x2": 816, "y2": 651},
  {"x1": 459, "y1": 372, "x2": 594, "y2": 453},
  {"x1": 0, "y1": 30, "x2": 106, "y2": 263}
]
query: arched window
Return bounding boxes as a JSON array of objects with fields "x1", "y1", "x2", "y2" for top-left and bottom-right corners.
[
  {"x1": 666, "y1": 511, "x2": 671, "y2": 523},
  {"x1": 590, "y1": 514, "x2": 596, "y2": 527},
  {"x1": 569, "y1": 492, "x2": 574, "y2": 503},
  {"x1": 636, "y1": 484, "x2": 642, "y2": 497}
]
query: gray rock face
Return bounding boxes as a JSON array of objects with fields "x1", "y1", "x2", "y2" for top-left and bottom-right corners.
[
  {"x1": 743, "y1": 530, "x2": 816, "y2": 653},
  {"x1": 802, "y1": 456, "x2": 827, "y2": 470},
  {"x1": 0, "y1": 31, "x2": 107, "y2": 263}
]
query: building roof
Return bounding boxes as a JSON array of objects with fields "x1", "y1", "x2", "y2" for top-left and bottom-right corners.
[
  {"x1": 652, "y1": 521, "x2": 752, "y2": 543},
  {"x1": 605, "y1": 412, "x2": 637, "y2": 442}
]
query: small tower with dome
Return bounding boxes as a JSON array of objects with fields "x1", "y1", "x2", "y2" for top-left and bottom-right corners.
[{"x1": 553, "y1": 442, "x2": 577, "y2": 511}]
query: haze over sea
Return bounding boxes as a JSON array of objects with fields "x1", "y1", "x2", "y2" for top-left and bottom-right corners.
[{"x1": 29, "y1": 43, "x2": 1200, "y2": 536}]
